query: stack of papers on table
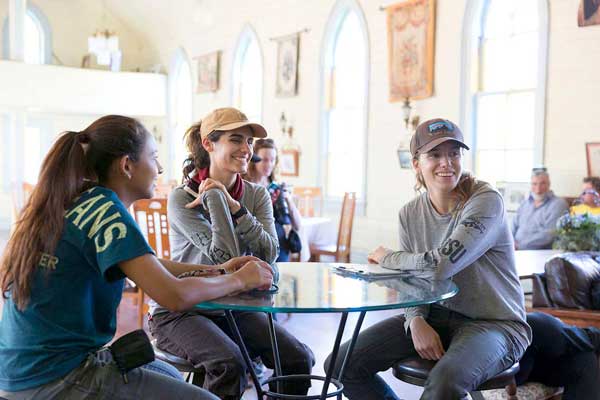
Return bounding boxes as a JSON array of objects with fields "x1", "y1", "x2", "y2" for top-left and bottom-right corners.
[{"x1": 333, "y1": 264, "x2": 412, "y2": 280}]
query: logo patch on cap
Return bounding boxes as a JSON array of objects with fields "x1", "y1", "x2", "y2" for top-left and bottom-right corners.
[{"x1": 427, "y1": 120, "x2": 454, "y2": 135}]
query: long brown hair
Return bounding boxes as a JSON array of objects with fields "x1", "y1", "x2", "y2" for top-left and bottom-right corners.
[
  {"x1": 181, "y1": 121, "x2": 224, "y2": 181},
  {"x1": 246, "y1": 138, "x2": 278, "y2": 183},
  {"x1": 1, "y1": 115, "x2": 149, "y2": 310}
]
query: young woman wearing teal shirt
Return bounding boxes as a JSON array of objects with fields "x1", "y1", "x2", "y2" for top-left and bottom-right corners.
[{"x1": 0, "y1": 115, "x2": 273, "y2": 399}]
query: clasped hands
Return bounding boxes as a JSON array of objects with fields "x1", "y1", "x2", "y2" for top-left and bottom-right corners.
[
  {"x1": 221, "y1": 256, "x2": 274, "y2": 293},
  {"x1": 185, "y1": 178, "x2": 241, "y2": 213}
]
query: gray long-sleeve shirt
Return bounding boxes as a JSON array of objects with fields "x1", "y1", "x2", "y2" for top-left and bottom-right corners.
[
  {"x1": 381, "y1": 181, "x2": 531, "y2": 348},
  {"x1": 512, "y1": 192, "x2": 568, "y2": 250},
  {"x1": 148, "y1": 181, "x2": 279, "y2": 316}
]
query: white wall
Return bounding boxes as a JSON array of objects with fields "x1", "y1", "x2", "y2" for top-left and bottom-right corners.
[{"x1": 2, "y1": 0, "x2": 599, "y2": 253}]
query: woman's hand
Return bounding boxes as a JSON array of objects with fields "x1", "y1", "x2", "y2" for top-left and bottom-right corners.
[
  {"x1": 368, "y1": 246, "x2": 393, "y2": 264},
  {"x1": 232, "y1": 260, "x2": 274, "y2": 291},
  {"x1": 185, "y1": 178, "x2": 241, "y2": 212},
  {"x1": 409, "y1": 317, "x2": 445, "y2": 360},
  {"x1": 221, "y1": 256, "x2": 261, "y2": 273}
]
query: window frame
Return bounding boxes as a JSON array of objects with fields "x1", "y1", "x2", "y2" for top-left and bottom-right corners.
[
  {"x1": 318, "y1": 0, "x2": 370, "y2": 212},
  {"x1": 2, "y1": 3, "x2": 52, "y2": 64},
  {"x1": 167, "y1": 47, "x2": 194, "y2": 182},
  {"x1": 459, "y1": 0, "x2": 548, "y2": 178},
  {"x1": 230, "y1": 24, "x2": 264, "y2": 123}
]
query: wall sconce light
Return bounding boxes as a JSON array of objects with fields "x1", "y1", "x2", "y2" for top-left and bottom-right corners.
[{"x1": 401, "y1": 97, "x2": 420, "y2": 132}]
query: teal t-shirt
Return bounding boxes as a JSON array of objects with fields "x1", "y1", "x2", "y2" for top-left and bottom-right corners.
[{"x1": 0, "y1": 187, "x2": 154, "y2": 391}]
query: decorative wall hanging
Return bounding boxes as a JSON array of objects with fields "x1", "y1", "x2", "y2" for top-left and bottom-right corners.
[
  {"x1": 578, "y1": 0, "x2": 600, "y2": 27},
  {"x1": 385, "y1": 0, "x2": 436, "y2": 101},
  {"x1": 275, "y1": 33, "x2": 300, "y2": 97},
  {"x1": 586, "y1": 142, "x2": 600, "y2": 176},
  {"x1": 195, "y1": 51, "x2": 220, "y2": 93}
]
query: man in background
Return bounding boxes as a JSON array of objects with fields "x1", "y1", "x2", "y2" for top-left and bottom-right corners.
[{"x1": 512, "y1": 167, "x2": 568, "y2": 249}]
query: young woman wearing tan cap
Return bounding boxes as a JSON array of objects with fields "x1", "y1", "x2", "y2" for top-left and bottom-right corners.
[
  {"x1": 147, "y1": 107, "x2": 314, "y2": 400},
  {"x1": 325, "y1": 119, "x2": 531, "y2": 400}
]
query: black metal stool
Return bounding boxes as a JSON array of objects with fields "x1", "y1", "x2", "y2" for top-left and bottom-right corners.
[{"x1": 392, "y1": 358, "x2": 520, "y2": 400}]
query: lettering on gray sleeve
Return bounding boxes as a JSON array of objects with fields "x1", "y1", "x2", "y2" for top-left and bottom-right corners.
[
  {"x1": 210, "y1": 246, "x2": 232, "y2": 261},
  {"x1": 193, "y1": 232, "x2": 211, "y2": 247},
  {"x1": 440, "y1": 237, "x2": 467, "y2": 263}
]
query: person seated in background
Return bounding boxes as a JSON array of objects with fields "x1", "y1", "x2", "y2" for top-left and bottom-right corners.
[
  {"x1": 244, "y1": 138, "x2": 302, "y2": 262},
  {"x1": 518, "y1": 312, "x2": 600, "y2": 400},
  {"x1": 512, "y1": 167, "x2": 568, "y2": 249},
  {"x1": 571, "y1": 176, "x2": 600, "y2": 216},
  {"x1": 0, "y1": 115, "x2": 276, "y2": 400},
  {"x1": 148, "y1": 107, "x2": 314, "y2": 400}
]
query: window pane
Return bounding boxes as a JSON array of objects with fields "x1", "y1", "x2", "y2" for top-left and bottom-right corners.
[
  {"x1": 480, "y1": 38, "x2": 510, "y2": 91},
  {"x1": 507, "y1": 32, "x2": 538, "y2": 89},
  {"x1": 173, "y1": 60, "x2": 193, "y2": 177},
  {"x1": 505, "y1": 149, "x2": 533, "y2": 182},
  {"x1": 24, "y1": 12, "x2": 43, "y2": 64},
  {"x1": 506, "y1": 91, "x2": 535, "y2": 150},
  {"x1": 476, "y1": 149, "x2": 506, "y2": 185},
  {"x1": 235, "y1": 38, "x2": 262, "y2": 123},
  {"x1": 476, "y1": 93, "x2": 507, "y2": 150},
  {"x1": 24, "y1": 126, "x2": 42, "y2": 183},
  {"x1": 325, "y1": 11, "x2": 366, "y2": 198},
  {"x1": 514, "y1": 0, "x2": 539, "y2": 34}
]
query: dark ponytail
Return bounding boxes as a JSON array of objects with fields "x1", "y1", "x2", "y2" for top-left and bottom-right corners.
[
  {"x1": 1, "y1": 115, "x2": 149, "y2": 310},
  {"x1": 182, "y1": 121, "x2": 224, "y2": 182}
]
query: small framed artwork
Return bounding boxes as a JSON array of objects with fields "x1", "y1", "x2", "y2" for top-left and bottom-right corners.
[
  {"x1": 496, "y1": 181, "x2": 530, "y2": 212},
  {"x1": 586, "y1": 142, "x2": 600, "y2": 176},
  {"x1": 578, "y1": 0, "x2": 600, "y2": 27},
  {"x1": 196, "y1": 51, "x2": 220, "y2": 93},
  {"x1": 275, "y1": 34, "x2": 300, "y2": 97},
  {"x1": 280, "y1": 149, "x2": 299, "y2": 177}
]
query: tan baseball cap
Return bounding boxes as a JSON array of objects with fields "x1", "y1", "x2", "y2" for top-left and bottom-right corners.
[
  {"x1": 199, "y1": 107, "x2": 268, "y2": 139},
  {"x1": 410, "y1": 118, "x2": 469, "y2": 157}
]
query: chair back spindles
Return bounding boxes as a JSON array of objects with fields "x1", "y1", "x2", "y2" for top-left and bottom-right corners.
[{"x1": 293, "y1": 186, "x2": 323, "y2": 217}]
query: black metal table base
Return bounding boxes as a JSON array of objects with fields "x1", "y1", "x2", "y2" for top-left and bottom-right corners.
[{"x1": 224, "y1": 310, "x2": 367, "y2": 400}]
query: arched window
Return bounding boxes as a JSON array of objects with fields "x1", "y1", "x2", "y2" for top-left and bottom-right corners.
[
  {"x1": 2, "y1": 4, "x2": 52, "y2": 64},
  {"x1": 320, "y1": 0, "x2": 369, "y2": 202},
  {"x1": 460, "y1": 0, "x2": 548, "y2": 184},
  {"x1": 231, "y1": 25, "x2": 263, "y2": 123},
  {"x1": 168, "y1": 48, "x2": 193, "y2": 181}
]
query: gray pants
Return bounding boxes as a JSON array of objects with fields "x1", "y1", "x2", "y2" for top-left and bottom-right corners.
[
  {"x1": 149, "y1": 310, "x2": 315, "y2": 400},
  {"x1": 324, "y1": 305, "x2": 527, "y2": 400},
  {"x1": 0, "y1": 351, "x2": 217, "y2": 400}
]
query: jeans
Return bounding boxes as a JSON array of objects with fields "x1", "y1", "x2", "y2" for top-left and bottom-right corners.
[
  {"x1": 149, "y1": 310, "x2": 314, "y2": 400},
  {"x1": 516, "y1": 312, "x2": 600, "y2": 400},
  {"x1": 324, "y1": 305, "x2": 526, "y2": 400},
  {"x1": 0, "y1": 350, "x2": 218, "y2": 400}
]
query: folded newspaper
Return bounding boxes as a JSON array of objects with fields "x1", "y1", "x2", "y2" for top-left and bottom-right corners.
[{"x1": 333, "y1": 263, "x2": 412, "y2": 280}]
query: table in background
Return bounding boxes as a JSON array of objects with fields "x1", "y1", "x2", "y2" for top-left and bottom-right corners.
[
  {"x1": 298, "y1": 217, "x2": 337, "y2": 261},
  {"x1": 195, "y1": 262, "x2": 458, "y2": 399}
]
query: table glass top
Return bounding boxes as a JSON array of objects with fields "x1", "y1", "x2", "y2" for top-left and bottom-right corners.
[{"x1": 194, "y1": 262, "x2": 458, "y2": 313}]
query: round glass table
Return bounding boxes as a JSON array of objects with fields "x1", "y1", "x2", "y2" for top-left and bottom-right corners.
[{"x1": 195, "y1": 262, "x2": 458, "y2": 399}]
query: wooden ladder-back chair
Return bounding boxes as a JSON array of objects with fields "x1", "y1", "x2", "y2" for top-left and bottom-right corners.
[
  {"x1": 309, "y1": 192, "x2": 356, "y2": 263},
  {"x1": 125, "y1": 198, "x2": 171, "y2": 328},
  {"x1": 292, "y1": 186, "x2": 323, "y2": 217}
]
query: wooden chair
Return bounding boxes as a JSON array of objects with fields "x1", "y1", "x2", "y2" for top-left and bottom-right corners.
[
  {"x1": 309, "y1": 192, "x2": 356, "y2": 263},
  {"x1": 125, "y1": 198, "x2": 171, "y2": 328},
  {"x1": 292, "y1": 186, "x2": 323, "y2": 217}
]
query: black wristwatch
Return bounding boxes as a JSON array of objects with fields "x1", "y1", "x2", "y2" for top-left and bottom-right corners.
[{"x1": 231, "y1": 205, "x2": 248, "y2": 220}]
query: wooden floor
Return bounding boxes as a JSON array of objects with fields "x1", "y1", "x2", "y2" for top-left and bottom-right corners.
[{"x1": 117, "y1": 297, "x2": 422, "y2": 400}]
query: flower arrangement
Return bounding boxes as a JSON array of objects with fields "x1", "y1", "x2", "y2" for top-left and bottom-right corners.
[{"x1": 553, "y1": 213, "x2": 600, "y2": 251}]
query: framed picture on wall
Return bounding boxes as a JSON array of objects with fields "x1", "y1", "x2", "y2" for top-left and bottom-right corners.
[
  {"x1": 386, "y1": 0, "x2": 436, "y2": 101},
  {"x1": 280, "y1": 149, "x2": 299, "y2": 177},
  {"x1": 196, "y1": 51, "x2": 220, "y2": 93},
  {"x1": 275, "y1": 34, "x2": 300, "y2": 97},
  {"x1": 578, "y1": 0, "x2": 600, "y2": 27},
  {"x1": 496, "y1": 181, "x2": 530, "y2": 213},
  {"x1": 586, "y1": 142, "x2": 600, "y2": 176}
]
